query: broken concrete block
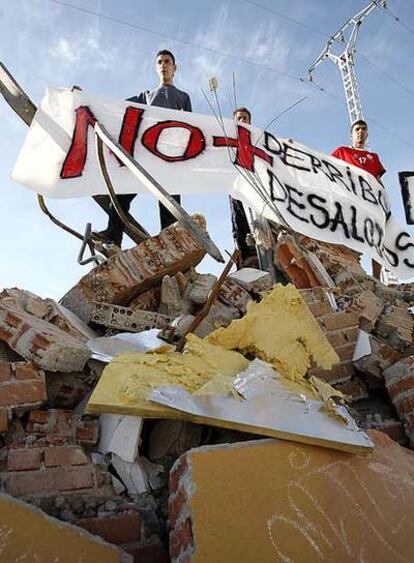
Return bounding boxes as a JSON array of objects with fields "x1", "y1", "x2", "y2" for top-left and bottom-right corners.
[
  {"x1": 203, "y1": 302, "x2": 239, "y2": 329},
  {"x1": 169, "y1": 430, "x2": 414, "y2": 563},
  {"x1": 354, "y1": 289, "x2": 384, "y2": 331},
  {"x1": 353, "y1": 333, "x2": 400, "y2": 379},
  {"x1": 0, "y1": 304, "x2": 90, "y2": 372},
  {"x1": 218, "y1": 278, "x2": 252, "y2": 314},
  {"x1": 110, "y1": 454, "x2": 148, "y2": 497},
  {"x1": 129, "y1": 286, "x2": 161, "y2": 312},
  {"x1": 91, "y1": 302, "x2": 171, "y2": 332},
  {"x1": 98, "y1": 414, "x2": 143, "y2": 463},
  {"x1": 0, "y1": 361, "x2": 46, "y2": 413},
  {"x1": 159, "y1": 314, "x2": 216, "y2": 343},
  {"x1": 187, "y1": 273, "x2": 217, "y2": 304},
  {"x1": 207, "y1": 284, "x2": 338, "y2": 379},
  {"x1": 229, "y1": 267, "x2": 272, "y2": 293},
  {"x1": 0, "y1": 288, "x2": 95, "y2": 341},
  {"x1": 159, "y1": 274, "x2": 193, "y2": 317},
  {"x1": 384, "y1": 356, "x2": 414, "y2": 446},
  {"x1": 61, "y1": 217, "x2": 207, "y2": 322},
  {"x1": 376, "y1": 305, "x2": 414, "y2": 352},
  {"x1": 0, "y1": 493, "x2": 132, "y2": 562}
]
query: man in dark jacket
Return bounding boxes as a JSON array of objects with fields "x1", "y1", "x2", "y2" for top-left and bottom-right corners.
[{"x1": 95, "y1": 49, "x2": 192, "y2": 246}]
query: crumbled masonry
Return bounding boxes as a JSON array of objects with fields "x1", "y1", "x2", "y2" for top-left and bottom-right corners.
[{"x1": 2, "y1": 218, "x2": 414, "y2": 561}]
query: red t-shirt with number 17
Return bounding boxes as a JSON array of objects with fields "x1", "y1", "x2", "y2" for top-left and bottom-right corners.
[{"x1": 331, "y1": 146, "x2": 386, "y2": 180}]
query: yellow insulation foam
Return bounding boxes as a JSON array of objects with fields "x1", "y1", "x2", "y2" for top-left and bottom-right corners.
[
  {"x1": 206, "y1": 284, "x2": 339, "y2": 380},
  {"x1": 86, "y1": 334, "x2": 248, "y2": 417}
]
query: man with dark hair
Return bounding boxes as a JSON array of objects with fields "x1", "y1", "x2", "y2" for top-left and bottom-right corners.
[
  {"x1": 95, "y1": 49, "x2": 192, "y2": 246},
  {"x1": 230, "y1": 107, "x2": 257, "y2": 267},
  {"x1": 332, "y1": 119, "x2": 386, "y2": 279},
  {"x1": 332, "y1": 119, "x2": 385, "y2": 180},
  {"x1": 233, "y1": 107, "x2": 251, "y2": 125}
]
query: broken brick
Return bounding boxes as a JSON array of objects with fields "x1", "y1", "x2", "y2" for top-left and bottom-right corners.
[
  {"x1": 44, "y1": 446, "x2": 89, "y2": 467},
  {"x1": 229, "y1": 268, "x2": 272, "y2": 293},
  {"x1": 60, "y1": 217, "x2": 207, "y2": 322},
  {"x1": 354, "y1": 290, "x2": 383, "y2": 331},
  {"x1": 90, "y1": 302, "x2": 171, "y2": 332},
  {"x1": 354, "y1": 334, "x2": 400, "y2": 379},
  {"x1": 2, "y1": 465, "x2": 95, "y2": 496},
  {"x1": 218, "y1": 278, "x2": 252, "y2": 314},
  {"x1": 0, "y1": 305, "x2": 90, "y2": 372},
  {"x1": 0, "y1": 361, "x2": 46, "y2": 410},
  {"x1": 0, "y1": 409, "x2": 7, "y2": 433},
  {"x1": 74, "y1": 511, "x2": 142, "y2": 545},
  {"x1": 7, "y1": 448, "x2": 42, "y2": 472},
  {"x1": 384, "y1": 356, "x2": 414, "y2": 446}
]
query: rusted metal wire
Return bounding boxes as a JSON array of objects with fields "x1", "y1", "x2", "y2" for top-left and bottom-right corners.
[
  {"x1": 175, "y1": 249, "x2": 240, "y2": 352},
  {"x1": 95, "y1": 135, "x2": 150, "y2": 244}
]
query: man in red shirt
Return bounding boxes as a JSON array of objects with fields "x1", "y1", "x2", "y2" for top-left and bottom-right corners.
[
  {"x1": 332, "y1": 119, "x2": 386, "y2": 279},
  {"x1": 332, "y1": 119, "x2": 386, "y2": 180}
]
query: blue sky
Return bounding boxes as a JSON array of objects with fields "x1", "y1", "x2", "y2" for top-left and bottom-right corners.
[{"x1": 1, "y1": 0, "x2": 413, "y2": 299}]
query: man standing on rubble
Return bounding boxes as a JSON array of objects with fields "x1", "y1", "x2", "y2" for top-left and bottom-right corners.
[
  {"x1": 332, "y1": 119, "x2": 386, "y2": 280},
  {"x1": 230, "y1": 107, "x2": 258, "y2": 268},
  {"x1": 95, "y1": 49, "x2": 192, "y2": 247}
]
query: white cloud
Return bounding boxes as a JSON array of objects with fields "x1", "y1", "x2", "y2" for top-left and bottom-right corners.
[{"x1": 48, "y1": 28, "x2": 118, "y2": 71}]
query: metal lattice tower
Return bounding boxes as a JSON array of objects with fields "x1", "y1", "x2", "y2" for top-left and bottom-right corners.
[{"x1": 308, "y1": 1, "x2": 387, "y2": 125}]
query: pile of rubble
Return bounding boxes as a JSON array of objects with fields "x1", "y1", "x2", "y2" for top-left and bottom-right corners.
[{"x1": 1, "y1": 218, "x2": 414, "y2": 561}]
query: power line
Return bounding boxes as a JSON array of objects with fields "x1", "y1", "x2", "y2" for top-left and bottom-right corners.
[
  {"x1": 357, "y1": 51, "x2": 414, "y2": 98},
  {"x1": 240, "y1": 0, "x2": 330, "y2": 38},
  {"x1": 381, "y1": 4, "x2": 414, "y2": 37},
  {"x1": 239, "y1": 0, "x2": 414, "y2": 102},
  {"x1": 49, "y1": 0, "x2": 300, "y2": 83},
  {"x1": 47, "y1": 0, "x2": 414, "y2": 149}
]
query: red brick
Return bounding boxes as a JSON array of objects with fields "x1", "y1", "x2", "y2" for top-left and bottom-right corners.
[
  {"x1": 311, "y1": 362, "x2": 354, "y2": 384},
  {"x1": 170, "y1": 517, "x2": 193, "y2": 561},
  {"x1": 14, "y1": 362, "x2": 39, "y2": 380},
  {"x1": 371, "y1": 420, "x2": 407, "y2": 444},
  {"x1": 0, "y1": 408, "x2": 7, "y2": 432},
  {"x1": 321, "y1": 311, "x2": 359, "y2": 331},
  {"x1": 7, "y1": 448, "x2": 42, "y2": 471},
  {"x1": 335, "y1": 379, "x2": 369, "y2": 402},
  {"x1": 0, "y1": 362, "x2": 12, "y2": 383},
  {"x1": 123, "y1": 538, "x2": 169, "y2": 563},
  {"x1": 27, "y1": 409, "x2": 76, "y2": 436},
  {"x1": 44, "y1": 446, "x2": 89, "y2": 467},
  {"x1": 169, "y1": 489, "x2": 187, "y2": 527},
  {"x1": 308, "y1": 301, "x2": 334, "y2": 318},
  {"x1": 27, "y1": 410, "x2": 49, "y2": 424},
  {"x1": 335, "y1": 343, "x2": 356, "y2": 362},
  {"x1": 170, "y1": 455, "x2": 188, "y2": 494},
  {"x1": 0, "y1": 380, "x2": 47, "y2": 407},
  {"x1": 2, "y1": 465, "x2": 95, "y2": 496},
  {"x1": 75, "y1": 512, "x2": 141, "y2": 544}
]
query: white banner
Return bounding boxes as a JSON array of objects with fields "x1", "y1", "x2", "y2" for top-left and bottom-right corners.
[{"x1": 11, "y1": 88, "x2": 414, "y2": 279}]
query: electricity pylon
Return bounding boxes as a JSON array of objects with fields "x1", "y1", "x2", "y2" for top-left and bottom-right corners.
[{"x1": 308, "y1": 1, "x2": 387, "y2": 125}]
